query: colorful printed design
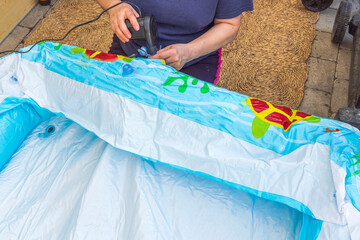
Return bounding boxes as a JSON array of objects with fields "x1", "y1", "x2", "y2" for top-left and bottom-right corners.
[
  {"x1": 3, "y1": 42, "x2": 360, "y2": 234},
  {"x1": 70, "y1": 47, "x2": 134, "y2": 63},
  {"x1": 324, "y1": 128, "x2": 340, "y2": 133},
  {"x1": 38, "y1": 42, "x2": 165, "y2": 65},
  {"x1": 163, "y1": 72, "x2": 210, "y2": 94},
  {"x1": 38, "y1": 42, "x2": 62, "y2": 50},
  {"x1": 54, "y1": 44, "x2": 62, "y2": 50},
  {"x1": 347, "y1": 154, "x2": 360, "y2": 179},
  {"x1": 247, "y1": 97, "x2": 321, "y2": 138}
]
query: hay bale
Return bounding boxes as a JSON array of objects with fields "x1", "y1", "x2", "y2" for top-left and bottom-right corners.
[
  {"x1": 217, "y1": 0, "x2": 318, "y2": 108},
  {"x1": 25, "y1": 0, "x2": 113, "y2": 52}
]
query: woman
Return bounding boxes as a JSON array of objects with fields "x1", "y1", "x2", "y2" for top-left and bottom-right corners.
[{"x1": 96, "y1": 0, "x2": 253, "y2": 84}]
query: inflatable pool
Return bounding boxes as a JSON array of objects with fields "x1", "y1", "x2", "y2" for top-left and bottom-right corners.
[{"x1": 0, "y1": 42, "x2": 359, "y2": 239}]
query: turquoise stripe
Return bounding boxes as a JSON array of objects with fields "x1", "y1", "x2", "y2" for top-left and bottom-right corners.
[
  {"x1": 330, "y1": 134, "x2": 360, "y2": 212},
  {"x1": 298, "y1": 214, "x2": 323, "y2": 240},
  {"x1": 0, "y1": 96, "x2": 317, "y2": 220},
  {"x1": 0, "y1": 97, "x2": 53, "y2": 171},
  {"x1": 20, "y1": 42, "x2": 341, "y2": 156},
  {"x1": 141, "y1": 155, "x2": 316, "y2": 218},
  {"x1": 18, "y1": 42, "x2": 360, "y2": 214}
]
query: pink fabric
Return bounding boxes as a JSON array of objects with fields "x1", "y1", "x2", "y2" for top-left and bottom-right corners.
[{"x1": 213, "y1": 48, "x2": 223, "y2": 85}]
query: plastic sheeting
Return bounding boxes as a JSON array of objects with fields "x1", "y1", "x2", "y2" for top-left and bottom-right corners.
[
  {"x1": 0, "y1": 42, "x2": 359, "y2": 239},
  {"x1": 0, "y1": 116, "x2": 303, "y2": 239}
]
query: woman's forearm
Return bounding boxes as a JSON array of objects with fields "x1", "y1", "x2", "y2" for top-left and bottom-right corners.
[
  {"x1": 187, "y1": 16, "x2": 242, "y2": 62},
  {"x1": 96, "y1": 0, "x2": 121, "y2": 10},
  {"x1": 148, "y1": 15, "x2": 242, "y2": 70}
]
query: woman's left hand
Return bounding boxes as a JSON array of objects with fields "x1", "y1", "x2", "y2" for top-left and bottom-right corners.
[{"x1": 149, "y1": 44, "x2": 192, "y2": 70}]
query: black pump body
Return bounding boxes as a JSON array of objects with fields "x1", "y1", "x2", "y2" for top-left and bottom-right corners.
[{"x1": 125, "y1": 15, "x2": 158, "y2": 56}]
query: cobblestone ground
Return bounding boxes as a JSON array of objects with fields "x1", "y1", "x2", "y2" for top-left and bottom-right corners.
[
  {"x1": 0, "y1": 1, "x2": 57, "y2": 55},
  {"x1": 299, "y1": 0, "x2": 359, "y2": 118}
]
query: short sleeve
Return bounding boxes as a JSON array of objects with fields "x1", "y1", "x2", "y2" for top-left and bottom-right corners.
[{"x1": 215, "y1": 0, "x2": 254, "y2": 19}]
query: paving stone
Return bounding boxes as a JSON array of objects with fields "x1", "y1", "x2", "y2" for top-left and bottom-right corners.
[
  {"x1": 340, "y1": 31, "x2": 353, "y2": 50},
  {"x1": 330, "y1": 0, "x2": 360, "y2": 10},
  {"x1": 0, "y1": 26, "x2": 30, "y2": 52},
  {"x1": 330, "y1": 112, "x2": 337, "y2": 119},
  {"x1": 50, "y1": 0, "x2": 60, "y2": 6},
  {"x1": 24, "y1": 20, "x2": 42, "y2": 44},
  {"x1": 331, "y1": 79, "x2": 349, "y2": 113},
  {"x1": 298, "y1": 88, "x2": 331, "y2": 118},
  {"x1": 330, "y1": 0, "x2": 342, "y2": 9},
  {"x1": 15, "y1": 43, "x2": 25, "y2": 51},
  {"x1": 306, "y1": 57, "x2": 336, "y2": 93},
  {"x1": 336, "y1": 48, "x2": 351, "y2": 79},
  {"x1": 19, "y1": 4, "x2": 51, "y2": 29},
  {"x1": 315, "y1": 8, "x2": 337, "y2": 33},
  {"x1": 311, "y1": 31, "x2": 339, "y2": 61}
]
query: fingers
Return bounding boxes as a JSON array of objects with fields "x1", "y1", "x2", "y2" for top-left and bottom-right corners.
[
  {"x1": 109, "y1": 5, "x2": 139, "y2": 43},
  {"x1": 127, "y1": 11, "x2": 140, "y2": 31},
  {"x1": 150, "y1": 47, "x2": 181, "y2": 70},
  {"x1": 111, "y1": 18, "x2": 127, "y2": 43},
  {"x1": 118, "y1": 15, "x2": 132, "y2": 40},
  {"x1": 152, "y1": 47, "x2": 176, "y2": 60},
  {"x1": 167, "y1": 61, "x2": 181, "y2": 70},
  {"x1": 164, "y1": 56, "x2": 180, "y2": 65},
  {"x1": 132, "y1": 8, "x2": 140, "y2": 18}
]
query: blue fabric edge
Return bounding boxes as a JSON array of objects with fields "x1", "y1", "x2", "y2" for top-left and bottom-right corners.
[
  {"x1": 0, "y1": 96, "x2": 317, "y2": 220},
  {"x1": 298, "y1": 214, "x2": 323, "y2": 240},
  {"x1": 0, "y1": 97, "x2": 53, "y2": 171}
]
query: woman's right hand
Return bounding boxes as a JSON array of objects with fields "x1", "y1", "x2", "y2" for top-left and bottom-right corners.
[{"x1": 108, "y1": 2, "x2": 140, "y2": 43}]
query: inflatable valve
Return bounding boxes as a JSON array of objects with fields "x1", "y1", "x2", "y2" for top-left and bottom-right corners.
[
  {"x1": 125, "y1": 15, "x2": 158, "y2": 56},
  {"x1": 122, "y1": 64, "x2": 134, "y2": 76}
]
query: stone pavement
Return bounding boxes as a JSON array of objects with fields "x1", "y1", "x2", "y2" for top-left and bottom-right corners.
[
  {"x1": 299, "y1": 0, "x2": 359, "y2": 118},
  {"x1": 0, "y1": 0, "x2": 355, "y2": 120},
  {"x1": 0, "y1": 0, "x2": 57, "y2": 55}
]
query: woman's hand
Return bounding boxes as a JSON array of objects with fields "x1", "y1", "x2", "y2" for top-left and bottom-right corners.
[
  {"x1": 149, "y1": 44, "x2": 193, "y2": 70},
  {"x1": 108, "y1": 2, "x2": 140, "y2": 43},
  {"x1": 149, "y1": 16, "x2": 241, "y2": 70}
]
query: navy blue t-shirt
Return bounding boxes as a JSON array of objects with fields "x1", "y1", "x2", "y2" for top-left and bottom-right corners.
[{"x1": 120, "y1": 0, "x2": 253, "y2": 66}]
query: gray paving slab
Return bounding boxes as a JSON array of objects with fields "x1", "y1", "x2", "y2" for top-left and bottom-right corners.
[
  {"x1": 340, "y1": 31, "x2": 353, "y2": 50},
  {"x1": 50, "y1": 0, "x2": 60, "y2": 6},
  {"x1": 330, "y1": 112, "x2": 337, "y2": 119},
  {"x1": 330, "y1": 0, "x2": 342, "y2": 9},
  {"x1": 330, "y1": 0, "x2": 360, "y2": 12},
  {"x1": 315, "y1": 8, "x2": 337, "y2": 33},
  {"x1": 331, "y1": 79, "x2": 349, "y2": 113},
  {"x1": 336, "y1": 48, "x2": 352, "y2": 79},
  {"x1": 15, "y1": 43, "x2": 25, "y2": 51},
  {"x1": 306, "y1": 57, "x2": 336, "y2": 93},
  {"x1": 298, "y1": 88, "x2": 331, "y2": 117},
  {"x1": 310, "y1": 31, "x2": 339, "y2": 61},
  {"x1": 24, "y1": 20, "x2": 43, "y2": 45},
  {"x1": 19, "y1": 4, "x2": 51, "y2": 29},
  {"x1": 0, "y1": 26, "x2": 30, "y2": 52}
]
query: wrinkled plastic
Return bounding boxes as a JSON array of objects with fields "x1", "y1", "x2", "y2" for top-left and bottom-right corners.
[
  {"x1": 0, "y1": 42, "x2": 359, "y2": 239},
  {"x1": 0, "y1": 116, "x2": 304, "y2": 239}
]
